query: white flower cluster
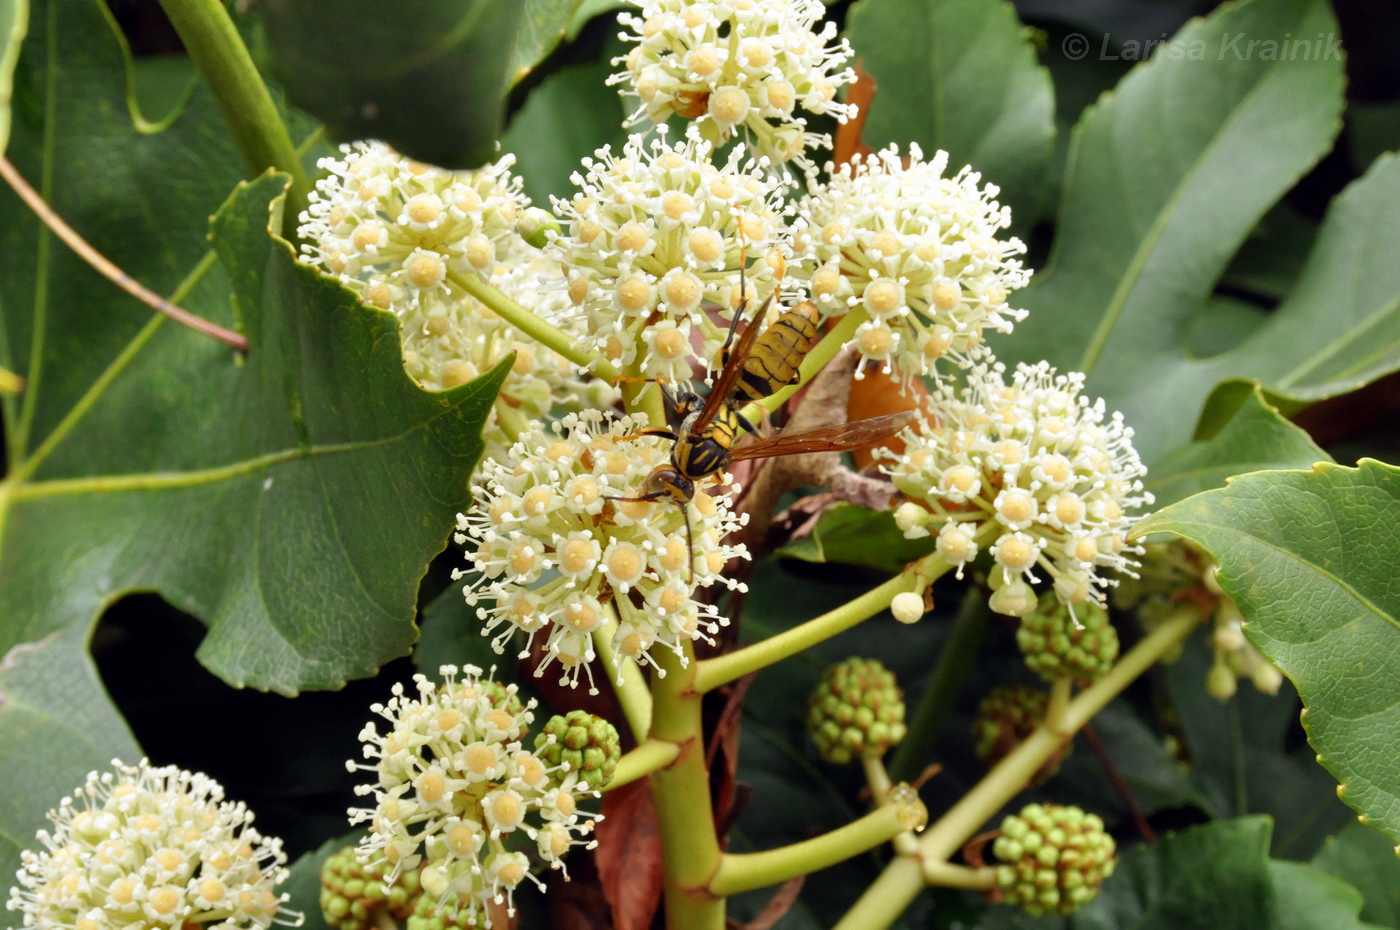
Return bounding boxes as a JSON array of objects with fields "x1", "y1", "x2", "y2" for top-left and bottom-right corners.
[
  {"x1": 610, "y1": 0, "x2": 855, "y2": 171},
  {"x1": 297, "y1": 142, "x2": 594, "y2": 460},
  {"x1": 796, "y1": 144, "x2": 1030, "y2": 384},
  {"x1": 885, "y1": 361, "x2": 1150, "y2": 617},
  {"x1": 7, "y1": 761, "x2": 299, "y2": 930},
  {"x1": 454, "y1": 409, "x2": 748, "y2": 690},
  {"x1": 549, "y1": 130, "x2": 791, "y2": 382},
  {"x1": 348, "y1": 666, "x2": 598, "y2": 928}
]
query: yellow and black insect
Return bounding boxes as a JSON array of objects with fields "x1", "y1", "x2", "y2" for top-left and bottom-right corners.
[{"x1": 608, "y1": 290, "x2": 913, "y2": 574}]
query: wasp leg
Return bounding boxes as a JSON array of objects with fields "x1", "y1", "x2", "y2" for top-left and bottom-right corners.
[{"x1": 615, "y1": 426, "x2": 679, "y2": 443}]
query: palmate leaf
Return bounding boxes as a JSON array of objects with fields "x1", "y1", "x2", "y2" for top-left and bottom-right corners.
[
  {"x1": 511, "y1": 0, "x2": 588, "y2": 85},
  {"x1": 845, "y1": 0, "x2": 1055, "y2": 229},
  {"x1": 260, "y1": 0, "x2": 526, "y2": 169},
  {"x1": 0, "y1": 0, "x2": 505, "y2": 906},
  {"x1": 1136, "y1": 460, "x2": 1400, "y2": 846},
  {"x1": 1313, "y1": 822, "x2": 1400, "y2": 927},
  {"x1": 1001, "y1": 0, "x2": 1400, "y2": 462}
]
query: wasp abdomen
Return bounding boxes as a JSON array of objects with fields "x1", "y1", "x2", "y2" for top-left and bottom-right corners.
[{"x1": 736, "y1": 301, "x2": 820, "y2": 402}]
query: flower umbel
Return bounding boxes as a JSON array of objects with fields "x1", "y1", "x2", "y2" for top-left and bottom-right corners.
[
  {"x1": 549, "y1": 130, "x2": 791, "y2": 382},
  {"x1": 992, "y1": 803, "x2": 1116, "y2": 917},
  {"x1": 885, "y1": 361, "x2": 1150, "y2": 616},
  {"x1": 347, "y1": 666, "x2": 600, "y2": 928},
  {"x1": 7, "y1": 760, "x2": 299, "y2": 930},
  {"x1": 455, "y1": 410, "x2": 748, "y2": 690},
  {"x1": 611, "y1": 0, "x2": 855, "y2": 171},
  {"x1": 796, "y1": 144, "x2": 1030, "y2": 384}
]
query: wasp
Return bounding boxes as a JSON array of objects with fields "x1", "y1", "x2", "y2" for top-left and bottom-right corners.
[{"x1": 609, "y1": 291, "x2": 915, "y2": 575}]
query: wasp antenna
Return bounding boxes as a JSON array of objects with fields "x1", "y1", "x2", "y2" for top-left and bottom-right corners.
[{"x1": 678, "y1": 498, "x2": 695, "y2": 587}]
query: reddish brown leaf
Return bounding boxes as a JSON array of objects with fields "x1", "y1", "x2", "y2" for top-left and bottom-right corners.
[
  {"x1": 736, "y1": 877, "x2": 805, "y2": 930},
  {"x1": 834, "y1": 61, "x2": 877, "y2": 166},
  {"x1": 547, "y1": 849, "x2": 612, "y2": 930},
  {"x1": 595, "y1": 779, "x2": 665, "y2": 930}
]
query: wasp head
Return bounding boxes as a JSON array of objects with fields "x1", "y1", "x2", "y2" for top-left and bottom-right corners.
[{"x1": 642, "y1": 465, "x2": 695, "y2": 504}]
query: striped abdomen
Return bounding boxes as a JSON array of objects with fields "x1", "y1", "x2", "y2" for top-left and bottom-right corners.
[{"x1": 735, "y1": 301, "x2": 820, "y2": 403}]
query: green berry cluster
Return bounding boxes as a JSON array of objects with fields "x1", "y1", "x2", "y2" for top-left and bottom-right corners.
[
  {"x1": 1017, "y1": 595, "x2": 1119, "y2": 685},
  {"x1": 972, "y1": 686, "x2": 1071, "y2": 784},
  {"x1": 319, "y1": 845, "x2": 421, "y2": 930},
  {"x1": 535, "y1": 710, "x2": 622, "y2": 789},
  {"x1": 406, "y1": 888, "x2": 484, "y2": 930},
  {"x1": 807, "y1": 658, "x2": 907, "y2": 765},
  {"x1": 992, "y1": 803, "x2": 1116, "y2": 917}
]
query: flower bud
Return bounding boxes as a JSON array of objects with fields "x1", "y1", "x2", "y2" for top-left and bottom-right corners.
[
  {"x1": 992, "y1": 804, "x2": 1115, "y2": 917},
  {"x1": 891, "y1": 592, "x2": 926, "y2": 625},
  {"x1": 806, "y1": 658, "x2": 907, "y2": 765}
]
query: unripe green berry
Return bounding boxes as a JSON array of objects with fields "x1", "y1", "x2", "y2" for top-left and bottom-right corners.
[
  {"x1": 535, "y1": 710, "x2": 622, "y2": 789},
  {"x1": 973, "y1": 686, "x2": 1072, "y2": 785},
  {"x1": 1017, "y1": 594, "x2": 1119, "y2": 685},
  {"x1": 993, "y1": 803, "x2": 1116, "y2": 917},
  {"x1": 319, "y1": 845, "x2": 421, "y2": 930},
  {"x1": 807, "y1": 658, "x2": 907, "y2": 765},
  {"x1": 405, "y1": 889, "x2": 485, "y2": 930}
]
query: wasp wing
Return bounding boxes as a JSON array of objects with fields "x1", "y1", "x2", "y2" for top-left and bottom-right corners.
[
  {"x1": 727, "y1": 411, "x2": 917, "y2": 460},
  {"x1": 692, "y1": 293, "x2": 775, "y2": 433}
]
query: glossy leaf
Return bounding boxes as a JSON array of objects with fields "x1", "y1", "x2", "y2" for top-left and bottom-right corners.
[
  {"x1": 1146, "y1": 385, "x2": 1330, "y2": 508},
  {"x1": 1137, "y1": 460, "x2": 1400, "y2": 845},
  {"x1": 1005, "y1": 0, "x2": 1369, "y2": 460},
  {"x1": 413, "y1": 576, "x2": 500, "y2": 680},
  {"x1": 502, "y1": 55, "x2": 631, "y2": 205},
  {"x1": 283, "y1": 834, "x2": 358, "y2": 930},
  {"x1": 0, "y1": 0, "x2": 24, "y2": 153},
  {"x1": 511, "y1": 0, "x2": 587, "y2": 85},
  {"x1": 1312, "y1": 822, "x2": 1400, "y2": 927},
  {"x1": 773, "y1": 502, "x2": 935, "y2": 574},
  {"x1": 1269, "y1": 862, "x2": 1381, "y2": 930},
  {"x1": 260, "y1": 0, "x2": 526, "y2": 169},
  {"x1": 1072, "y1": 817, "x2": 1276, "y2": 929},
  {"x1": 845, "y1": 0, "x2": 1054, "y2": 227},
  {"x1": 1162, "y1": 633, "x2": 1352, "y2": 859}
]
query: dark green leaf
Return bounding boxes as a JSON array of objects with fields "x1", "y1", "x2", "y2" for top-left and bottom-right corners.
[
  {"x1": 773, "y1": 502, "x2": 935, "y2": 574},
  {"x1": 0, "y1": 0, "x2": 25, "y2": 153},
  {"x1": 1071, "y1": 817, "x2": 1276, "y2": 929},
  {"x1": 511, "y1": 0, "x2": 587, "y2": 85},
  {"x1": 1348, "y1": 101, "x2": 1400, "y2": 175},
  {"x1": 1137, "y1": 460, "x2": 1400, "y2": 845},
  {"x1": 1219, "y1": 202, "x2": 1318, "y2": 302},
  {"x1": 1162, "y1": 632, "x2": 1352, "y2": 859},
  {"x1": 1004, "y1": 0, "x2": 1354, "y2": 460},
  {"x1": 1269, "y1": 861, "x2": 1381, "y2": 930},
  {"x1": 260, "y1": 0, "x2": 526, "y2": 169},
  {"x1": 845, "y1": 0, "x2": 1055, "y2": 229},
  {"x1": 283, "y1": 833, "x2": 360, "y2": 930},
  {"x1": 502, "y1": 55, "x2": 631, "y2": 205},
  {"x1": 1312, "y1": 822, "x2": 1400, "y2": 927},
  {"x1": 1145, "y1": 386, "x2": 1330, "y2": 508},
  {"x1": 414, "y1": 575, "x2": 501, "y2": 679},
  {"x1": 567, "y1": 0, "x2": 624, "y2": 41}
]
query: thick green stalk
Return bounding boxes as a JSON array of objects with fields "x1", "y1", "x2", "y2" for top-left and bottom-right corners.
[
  {"x1": 833, "y1": 605, "x2": 1201, "y2": 930},
  {"x1": 738, "y1": 306, "x2": 867, "y2": 423},
  {"x1": 607, "y1": 739, "x2": 680, "y2": 793},
  {"x1": 649, "y1": 643, "x2": 726, "y2": 930},
  {"x1": 863, "y1": 755, "x2": 919, "y2": 857},
  {"x1": 888, "y1": 590, "x2": 990, "y2": 782},
  {"x1": 458, "y1": 273, "x2": 619, "y2": 383},
  {"x1": 708, "y1": 792, "x2": 926, "y2": 897},
  {"x1": 156, "y1": 0, "x2": 309, "y2": 227},
  {"x1": 694, "y1": 553, "x2": 950, "y2": 694},
  {"x1": 921, "y1": 861, "x2": 995, "y2": 891}
]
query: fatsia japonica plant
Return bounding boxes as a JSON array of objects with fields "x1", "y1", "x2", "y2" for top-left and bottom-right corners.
[{"x1": 3, "y1": 0, "x2": 1400, "y2": 927}]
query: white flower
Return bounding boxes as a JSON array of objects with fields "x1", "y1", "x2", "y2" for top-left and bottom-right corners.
[
  {"x1": 795, "y1": 144, "x2": 1030, "y2": 385},
  {"x1": 455, "y1": 410, "x2": 748, "y2": 690},
  {"x1": 549, "y1": 129, "x2": 792, "y2": 381},
  {"x1": 883, "y1": 361, "x2": 1151, "y2": 615},
  {"x1": 7, "y1": 761, "x2": 300, "y2": 930},
  {"x1": 347, "y1": 666, "x2": 599, "y2": 928},
  {"x1": 610, "y1": 0, "x2": 855, "y2": 172},
  {"x1": 296, "y1": 142, "x2": 604, "y2": 463}
]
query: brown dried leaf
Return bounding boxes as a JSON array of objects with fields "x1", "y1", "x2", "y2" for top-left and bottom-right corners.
[{"x1": 595, "y1": 779, "x2": 665, "y2": 930}]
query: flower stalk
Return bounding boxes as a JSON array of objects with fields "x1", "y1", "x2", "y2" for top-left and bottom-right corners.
[
  {"x1": 608, "y1": 739, "x2": 681, "y2": 792},
  {"x1": 458, "y1": 272, "x2": 620, "y2": 383},
  {"x1": 155, "y1": 0, "x2": 309, "y2": 227},
  {"x1": 695, "y1": 552, "x2": 951, "y2": 694},
  {"x1": 592, "y1": 621, "x2": 653, "y2": 741}
]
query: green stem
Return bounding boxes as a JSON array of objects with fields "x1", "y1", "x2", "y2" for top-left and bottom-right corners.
[
  {"x1": 457, "y1": 273, "x2": 619, "y2": 383},
  {"x1": 737, "y1": 306, "x2": 867, "y2": 423},
  {"x1": 863, "y1": 755, "x2": 919, "y2": 857},
  {"x1": 694, "y1": 553, "x2": 951, "y2": 694},
  {"x1": 155, "y1": 0, "x2": 309, "y2": 228},
  {"x1": 606, "y1": 739, "x2": 679, "y2": 793},
  {"x1": 888, "y1": 589, "x2": 990, "y2": 782},
  {"x1": 709, "y1": 792, "x2": 926, "y2": 897},
  {"x1": 592, "y1": 621, "x2": 652, "y2": 742},
  {"x1": 921, "y1": 861, "x2": 996, "y2": 891},
  {"x1": 1044, "y1": 675, "x2": 1073, "y2": 734},
  {"x1": 833, "y1": 605, "x2": 1201, "y2": 930},
  {"x1": 492, "y1": 398, "x2": 526, "y2": 444},
  {"x1": 622, "y1": 353, "x2": 666, "y2": 429},
  {"x1": 648, "y1": 642, "x2": 726, "y2": 930}
]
